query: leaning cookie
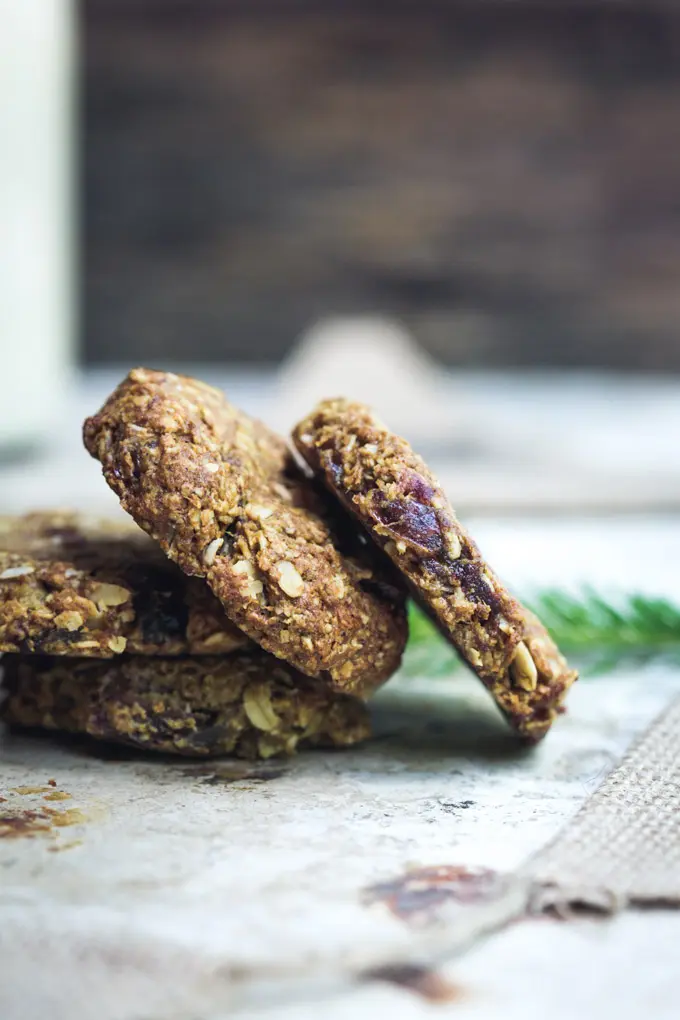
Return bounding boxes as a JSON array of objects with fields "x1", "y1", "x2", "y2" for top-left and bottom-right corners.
[
  {"x1": 293, "y1": 399, "x2": 577, "y2": 740},
  {"x1": 83, "y1": 369, "x2": 407, "y2": 696},
  {"x1": 0, "y1": 512, "x2": 248, "y2": 657},
  {"x1": 0, "y1": 650, "x2": 370, "y2": 758}
]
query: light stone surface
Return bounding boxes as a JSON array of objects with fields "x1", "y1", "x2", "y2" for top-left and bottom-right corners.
[
  {"x1": 1, "y1": 661, "x2": 678, "y2": 1019},
  {"x1": 2, "y1": 371, "x2": 680, "y2": 1019}
]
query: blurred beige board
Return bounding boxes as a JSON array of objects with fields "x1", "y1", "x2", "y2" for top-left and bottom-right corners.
[
  {"x1": 3, "y1": 518, "x2": 680, "y2": 1019},
  {"x1": 275, "y1": 317, "x2": 452, "y2": 444},
  {"x1": 1, "y1": 369, "x2": 679, "y2": 516}
]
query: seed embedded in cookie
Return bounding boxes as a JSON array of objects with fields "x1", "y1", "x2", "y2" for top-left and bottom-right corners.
[
  {"x1": 0, "y1": 511, "x2": 248, "y2": 657},
  {"x1": 0, "y1": 651, "x2": 371, "y2": 759},
  {"x1": 83, "y1": 369, "x2": 407, "y2": 696},
  {"x1": 293, "y1": 398, "x2": 577, "y2": 740}
]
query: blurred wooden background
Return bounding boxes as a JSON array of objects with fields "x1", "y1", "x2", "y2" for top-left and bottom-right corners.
[{"x1": 84, "y1": 0, "x2": 680, "y2": 369}]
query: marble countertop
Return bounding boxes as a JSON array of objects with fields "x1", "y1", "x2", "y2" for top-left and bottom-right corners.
[{"x1": 1, "y1": 369, "x2": 679, "y2": 1019}]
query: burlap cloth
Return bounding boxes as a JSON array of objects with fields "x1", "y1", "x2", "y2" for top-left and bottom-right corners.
[{"x1": 524, "y1": 693, "x2": 680, "y2": 911}]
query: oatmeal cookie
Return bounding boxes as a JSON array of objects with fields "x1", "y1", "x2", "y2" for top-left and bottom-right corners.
[
  {"x1": 0, "y1": 651, "x2": 370, "y2": 758},
  {"x1": 83, "y1": 369, "x2": 407, "y2": 695},
  {"x1": 293, "y1": 399, "x2": 577, "y2": 740},
  {"x1": 0, "y1": 512, "x2": 247, "y2": 657}
]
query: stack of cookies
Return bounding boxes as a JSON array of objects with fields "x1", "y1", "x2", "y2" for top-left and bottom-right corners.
[
  {"x1": 0, "y1": 513, "x2": 374, "y2": 757},
  {"x1": 0, "y1": 369, "x2": 577, "y2": 759}
]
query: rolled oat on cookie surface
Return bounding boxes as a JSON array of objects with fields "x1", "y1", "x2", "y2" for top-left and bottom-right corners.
[
  {"x1": 293, "y1": 398, "x2": 577, "y2": 740},
  {"x1": 0, "y1": 650, "x2": 370, "y2": 758},
  {"x1": 0, "y1": 511, "x2": 247, "y2": 658},
  {"x1": 83, "y1": 369, "x2": 407, "y2": 696}
]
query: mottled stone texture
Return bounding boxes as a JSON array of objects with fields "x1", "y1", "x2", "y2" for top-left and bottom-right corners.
[{"x1": 85, "y1": 1, "x2": 680, "y2": 369}]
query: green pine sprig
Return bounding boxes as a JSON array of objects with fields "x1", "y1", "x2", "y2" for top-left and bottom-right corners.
[{"x1": 402, "y1": 590, "x2": 680, "y2": 678}]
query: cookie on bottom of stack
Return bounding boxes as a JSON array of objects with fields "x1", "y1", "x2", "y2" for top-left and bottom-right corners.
[{"x1": 0, "y1": 651, "x2": 370, "y2": 759}]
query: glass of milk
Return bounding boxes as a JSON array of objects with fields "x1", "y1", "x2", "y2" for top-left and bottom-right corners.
[{"x1": 0, "y1": 0, "x2": 75, "y2": 457}]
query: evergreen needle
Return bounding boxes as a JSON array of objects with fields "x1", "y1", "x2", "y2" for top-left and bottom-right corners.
[{"x1": 402, "y1": 591, "x2": 680, "y2": 678}]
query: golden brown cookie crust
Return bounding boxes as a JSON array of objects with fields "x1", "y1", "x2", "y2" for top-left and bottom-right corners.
[
  {"x1": 0, "y1": 651, "x2": 370, "y2": 758},
  {"x1": 0, "y1": 512, "x2": 247, "y2": 658},
  {"x1": 293, "y1": 399, "x2": 577, "y2": 740},
  {"x1": 83, "y1": 369, "x2": 407, "y2": 696}
]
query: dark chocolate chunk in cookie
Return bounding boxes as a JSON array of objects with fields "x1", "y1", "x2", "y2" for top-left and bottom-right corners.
[
  {"x1": 293, "y1": 399, "x2": 577, "y2": 740},
  {"x1": 83, "y1": 370, "x2": 407, "y2": 696}
]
